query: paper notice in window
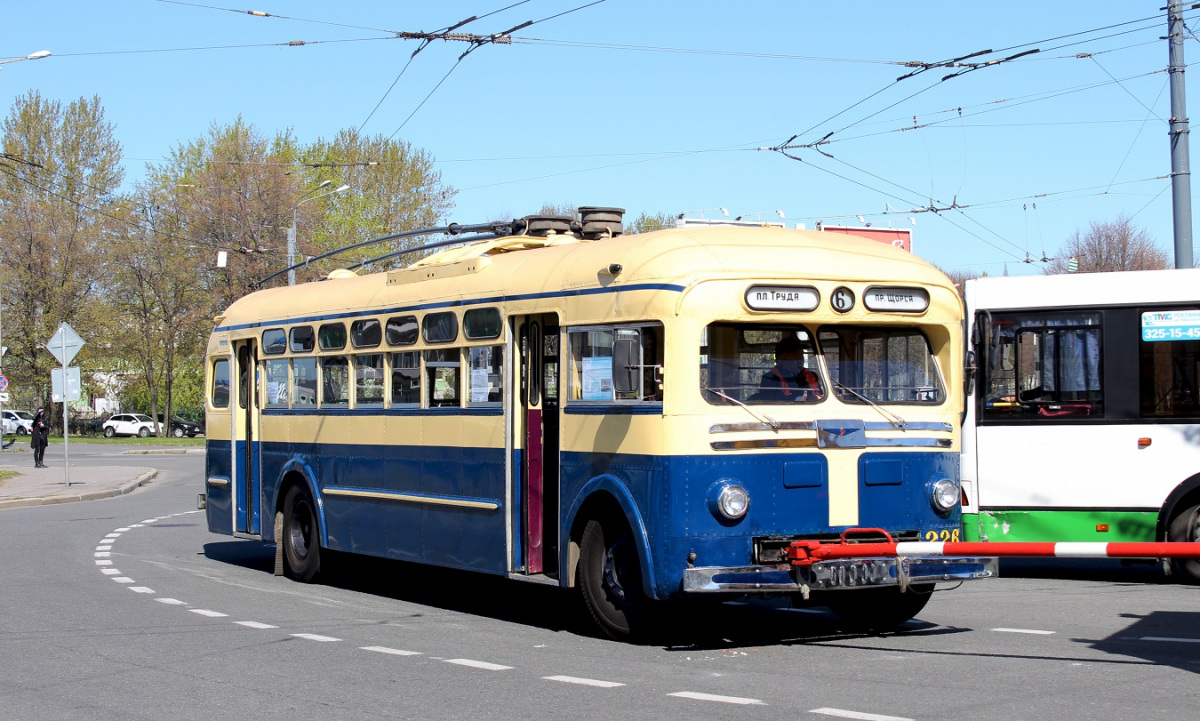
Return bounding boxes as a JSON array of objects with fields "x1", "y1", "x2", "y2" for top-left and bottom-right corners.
[
  {"x1": 582, "y1": 356, "x2": 614, "y2": 400},
  {"x1": 471, "y1": 368, "x2": 490, "y2": 402}
]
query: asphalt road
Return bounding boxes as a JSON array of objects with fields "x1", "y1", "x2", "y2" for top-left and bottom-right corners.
[{"x1": 2, "y1": 447, "x2": 1198, "y2": 720}]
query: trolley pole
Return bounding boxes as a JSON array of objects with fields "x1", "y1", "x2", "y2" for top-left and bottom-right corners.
[{"x1": 1168, "y1": 0, "x2": 1195, "y2": 269}]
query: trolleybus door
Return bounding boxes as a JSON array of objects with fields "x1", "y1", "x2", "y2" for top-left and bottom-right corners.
[
  {"x1": 517, "y1": 315, "x2": 561, "y2": 576},
  {"x1": 233, "y1": 340, "x2": 262, "y2": 535}
]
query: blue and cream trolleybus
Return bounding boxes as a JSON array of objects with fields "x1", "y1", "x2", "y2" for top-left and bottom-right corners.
[{"x1": 202, "y1": 208, "x2": 993, "y2": 639}]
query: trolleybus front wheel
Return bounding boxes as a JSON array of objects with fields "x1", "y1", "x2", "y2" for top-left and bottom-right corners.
[
  {"x1": 821, "y1": 584, "x2": 934, "y2": 632},
  {"x1": 578, "y1": 518, "x2": 650, "y2": 641},
  {"x1": 1168, "y1": 502, "x2": 1200, "y2": 583},
  {"x1": 282, "y1": 484, "x2": 322, "y2": 582}
]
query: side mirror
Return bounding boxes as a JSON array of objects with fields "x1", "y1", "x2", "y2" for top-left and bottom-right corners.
[
  {"x1": 964, "y1": 350, "x2": 977, "y2": 396},
  {"x1": 612, "y1": 337, "x2": 641, "y2": 395}
]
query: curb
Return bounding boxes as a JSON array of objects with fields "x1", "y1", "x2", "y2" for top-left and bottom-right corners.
[{"x1": 0, "y1": 469, "x2": 159, "y2": 510}]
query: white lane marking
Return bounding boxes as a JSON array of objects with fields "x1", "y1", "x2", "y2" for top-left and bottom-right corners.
[
  {"x1": 104, "y1": 533, "x2": 122, "y2": 539},
  {"x1": 155, "y1": 598, "x2": 187, "y2": 606},
  {"x1": 114, "y1": 527, "x2": 132, "y2": 532},
  {"x1": 95, "y1": 545, "x2": 112, "y2": 551},
  {"x1": 444, "y1": 659, "x2": 512, "y2": 671},
  {"x1": 543, "y1": 675, "x2": 625, "y2": 688},
  {"x1": 100, "y1": 568, "x2": 121, "y2": 575},
  {"x1": 361, "y1": 646, "x2": 422, "y2": 656},
  {"x1": 190, "y1": 609, "x2": 229, "y2": 618},
  {"x1": 669, "y1": 692, "x2": 764, "y2": 706},
  {"x1": 236, "y1": 621, "x2": 278, "y2": 629},
  {"x1": 810, "y1": 708, "x2": 913, "y2": 721},
  {"x1": 112, "y1": 577, "x2": 135, "y2": 584},
  {"x1": 129, "y1": 524, "x2": 145, "y2": 528},
  {"x1": 94, "y1": 552, "x2": 111, "y2": 558},
  {"x1": 128, "y1": 586, "x2": 156, "y2": 594},
  {"x1": 95, "y1": 560, "x2": 113, "y2": 566},
  {"x1": 1142, "y1": 636, "x2": 1200, "y2": 644},
  {"x1": 291, "y1": 633, "x2": 340, "y2": 642},
  {"x1": 992, "y1": 627, "x2": 1056, "y2": 635},
  {"x1": 140, "y1": 519, "x2": 158, "y2": 524}
]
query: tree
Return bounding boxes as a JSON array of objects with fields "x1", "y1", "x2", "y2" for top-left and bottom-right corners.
[
  {"x1": 1043, "y1": 215, "x2": 1169, "y2": 274},
  {"x1": 299, "y1": 129, "x2": 455, "y2": 276},
  {"x1": 624, "y1": 211, "x2": 676, "y2": 234},
  {"x1": 0, "y1": 91, "x2": 123, "y2": 421}
]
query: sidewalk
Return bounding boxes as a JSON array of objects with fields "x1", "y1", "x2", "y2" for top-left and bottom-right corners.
[{"x1": 0, "y1": 446, "x2": 169, "y2": 510}]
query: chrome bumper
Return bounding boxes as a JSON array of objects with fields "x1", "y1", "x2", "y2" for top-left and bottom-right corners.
[{"x1": 682, "y1": 556, "x2": 997, "y2": 593}]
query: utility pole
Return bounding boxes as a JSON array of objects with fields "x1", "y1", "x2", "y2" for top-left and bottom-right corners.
[{"x1": 1168, "y1": 0, "x2": 1194, "y2": 269}]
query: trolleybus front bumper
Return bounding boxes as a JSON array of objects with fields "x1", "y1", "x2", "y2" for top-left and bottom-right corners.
[{"x1": 682, "y1": 555, "x2": 997, "y2": 593}]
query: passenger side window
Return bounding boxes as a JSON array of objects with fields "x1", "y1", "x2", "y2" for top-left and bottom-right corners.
[
  {"x1": 425, "y1": 348, "x2": 460, "y2": 407},
  {"x1": 391, "y1": 351, "x2": 420, "y2": 406},
  {"x1": 211, "y1": 359, "x2": 230, "y2": 408},
  {"x1": 567, "y1": 324, "x2": 663, "y2": 403},
  {"x1": 293, "y1": 358, "x2": 317, "y2": 408},
  {"x1": 1140, "y1": 307, "x2": 1200, "y2": 419},
  {"x1": 468, "y1": 346, "x2": 503, "y2": 405},
  {"x1": 322, "y1": 356, "x2": 350, "y2": 407},
  {"x1": 356, "y1": 354, "x2": 385, "y2": 407},
  {"x1": 264, "y1": 359, "x2": 289, "y2": 408}
]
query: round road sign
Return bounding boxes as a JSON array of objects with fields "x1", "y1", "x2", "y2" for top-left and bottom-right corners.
[{"x1": 0, "y1": 375, "x2": 8, "y2": 393}]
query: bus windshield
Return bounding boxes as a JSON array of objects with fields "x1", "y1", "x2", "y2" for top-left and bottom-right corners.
[
  {"x1": 818, "y1": 327, "x2": 944, "y2": 405},
  {"x1": 700, "y1": 323, "x2": 826, "y2": 405}
]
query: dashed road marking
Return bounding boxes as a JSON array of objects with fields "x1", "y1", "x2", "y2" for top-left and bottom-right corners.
[
  {"x1": 543, "y1": 675, "x2": 624, "y2": 688},
  {"x1": 669, "y1": 692, "x2": 764, "y2": 706},
  {"x1": 128, "y1": 586, "x2": 155, "y2": 594},
  {"x1": 112, "y1": 577, "x2": 135, "y2": 584},
  {"x1": 95, "y1": 545, "x2": 111, "y2": 551},
  {"x1": 155, "y1": 598, "x2": 187, "y2": 606},
  {"x1": 810, "y1": 708, "x2": 913, "y2": 721},
  {"x1": 361, "y1": 646, "x2": 422, "y2": 656},
  {"x1": 235, "y1": 621, "x2": 278, "y2": 629},
  {"x1": 190, "y1": 609, "x2": 229, "y2": 618},
  {"x1": 1142, "y1": 636, "x2": 1200, "y2": 644},
  {"x1": 94, "y1": 552, "x2": 111, "y2": 558},
  {"x1": 992, "y1": 627, "x2": 1055, "y2": 635},
  {"x1": 445, "y1": 659, "x2": 512, "y2": 671},
  {"x1": 100, "y1": 568, "x2": 121, "y2": 576},
  {"x1": 114, "y1": 527, "x2": 131, "y2": 532},
  {"x1": 292, "y1": 633, "x2": 340, "y2": 642},
  {"x1": 95, "y1": 560, "x2": 113, "y2": 566}
]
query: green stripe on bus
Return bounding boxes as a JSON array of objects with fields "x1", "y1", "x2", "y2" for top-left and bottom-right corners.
[{"x1": 962, "y1": 510, "x2": 1158, "y2": 543}]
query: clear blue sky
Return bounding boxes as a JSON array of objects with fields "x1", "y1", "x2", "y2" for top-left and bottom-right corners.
[{"x1": 4, "y1": 1, "x2": 1196, "y2": 275}]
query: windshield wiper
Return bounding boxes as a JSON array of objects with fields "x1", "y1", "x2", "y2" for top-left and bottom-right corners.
[
  {"x1": 702, "y1": 387, "x2": 780, "y2": 431},
  {"x1": 834, "y1": 383, "x2": 908, "y2": 430}
]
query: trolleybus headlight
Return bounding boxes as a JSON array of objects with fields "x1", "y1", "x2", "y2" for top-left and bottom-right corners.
[
  {"x1": 929, "y1": 477, "x2": 959, "y2": 513},
  {"x1": 709, "y1": 482, "x2": 750, "y2": 522}
]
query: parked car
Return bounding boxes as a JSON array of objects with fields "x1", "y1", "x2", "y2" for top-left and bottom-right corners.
[
  {"x1": 167, "y1": 416, "x2": 203, "y2": 438},
  {"x1": 2, "y1": 409, "x2": 35, "y2": 436},
  {"x1": 102, "y1": 413, "x2": 158, "y2": 438}
]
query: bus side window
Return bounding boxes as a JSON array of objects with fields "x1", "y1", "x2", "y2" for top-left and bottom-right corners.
[
  {"x1": 391, "y1": 351, "x2": 420, "y2": 406},
  {"x1": 567, "y1": 324, "x2": 663, "y2": 404},
  {"x1": 321, "y1": 356, "x2": 350, "y2": 407},
  {"x1": 264, "y1": 359, "x2": 289, "y2": 408},
  {"x1": 211, "y1": 359, "x2": 230, "y2": 409},
  {"x1": 426, "y1": 348, "x2": 461, "y2": 407}
]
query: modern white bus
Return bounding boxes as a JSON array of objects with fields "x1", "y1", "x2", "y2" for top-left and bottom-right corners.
[{"x1": 961, "y1": 269, "x2": 1200, "y2": 580}]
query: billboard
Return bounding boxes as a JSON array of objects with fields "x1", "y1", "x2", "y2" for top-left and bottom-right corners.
[{"x1": 819, "y1": 224, "x2": 912, "y2": 252}]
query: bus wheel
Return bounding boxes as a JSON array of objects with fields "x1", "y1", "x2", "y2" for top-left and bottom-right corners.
[
  {"x1": 1168, "y1": 502, "x2": 1200, "y2": 583},
  {"x1": 823, "y1": 584, "x2": 934, "y2": 631},
  {"x1": 282, "y1": 485, "x2": 322, "y2": 582},
  {"x1": 578, "y1": 518, "x2": 649, "y2": 640}
]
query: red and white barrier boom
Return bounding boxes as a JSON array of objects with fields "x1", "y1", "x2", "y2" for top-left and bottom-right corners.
[{"x1": 787, "y1": 531, "x2": 1200, "y2": 567}]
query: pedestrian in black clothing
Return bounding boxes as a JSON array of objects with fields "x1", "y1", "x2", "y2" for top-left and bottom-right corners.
[{"x1": 31, "y1": 408, "x2": 48, "y2": 468}]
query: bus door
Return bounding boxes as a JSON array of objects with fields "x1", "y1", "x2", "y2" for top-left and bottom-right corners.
[
  {"x1": 233, "y1": 340, "x2": 262, "y2": 535},
  {"x1": 516, "y1": 314, "x2": 561, "y2": 576}
]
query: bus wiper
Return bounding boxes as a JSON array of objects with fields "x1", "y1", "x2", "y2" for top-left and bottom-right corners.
[
  {"x1": 835, "y1": 383, "x2": 908, "y2": 430},
  {"x1": 702, "y1": 387, "x2": 780, "y2": 431}
]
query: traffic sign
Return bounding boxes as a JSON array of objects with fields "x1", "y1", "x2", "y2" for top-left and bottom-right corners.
[
  {"x1": 52, "y1": 366, "x2": 82, "y2": 402},
  {"x1": 46, "y1": 322, "x2": 85, "y2": 366},
  {"x1": 0, "y1": 374, "x2": 7, "y2": 392},
  {"x1": 0, "y1": 392, "x2": 9, "y2": 403}
]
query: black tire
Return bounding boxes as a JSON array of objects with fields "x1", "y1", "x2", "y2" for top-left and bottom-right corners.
[
  {"x1": 282, "y1": 484, "x2": 322, "y2": 582},
  {"x1": 577, "y1": 517, "x2": 651, "y2": 640},
  {"x1": 103, "y1": 427, "x2": 115, "y2": 438},
  {"x1": 172, "y1": 427, "x2": 184, "y2": 438},
  {"x1": 17, "y1": 427, "x2": 28, "y2": 436},
  {"x1": 138, "y1": 427, "x2": 150, "y2": 438},
  {"x1": 823, "y1": 584, "x2": 935, "y2": 632},
  {"x1": 1168, "y1": 502, "x2": 1200, "y2": 582}
]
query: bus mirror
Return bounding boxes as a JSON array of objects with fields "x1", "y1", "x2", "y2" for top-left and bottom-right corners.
[{"x1": 612, "y1": 338, "x2": 640, "y2": 394}]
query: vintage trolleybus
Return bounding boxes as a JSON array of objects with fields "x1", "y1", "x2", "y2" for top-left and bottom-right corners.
[{"x1": 202, "y1": 209, "x2": 993, "y2": 639}]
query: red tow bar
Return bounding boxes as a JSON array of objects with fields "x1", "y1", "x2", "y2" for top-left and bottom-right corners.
[{"x1": 787, "y1": 528, "x2": 1200, "y2": 567}]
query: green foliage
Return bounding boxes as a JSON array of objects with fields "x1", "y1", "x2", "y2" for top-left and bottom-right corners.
[{"x1": 624, "y1": 211, "x2": 676, "y2": 234}]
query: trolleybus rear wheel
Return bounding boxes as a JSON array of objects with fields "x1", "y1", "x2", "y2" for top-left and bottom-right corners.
[
  {"x1": 282, "y1": 485, "x2": 322, "y2": 582},
  {"x1": 578, "y1": 518, "x2": 650, "y2": 640},
  {"x1": 1168, "y1": 502, "x2": 1200, "y2": 583},
  {"x1": 822, "y1": 584, "x2": 934, "y2": 631}
]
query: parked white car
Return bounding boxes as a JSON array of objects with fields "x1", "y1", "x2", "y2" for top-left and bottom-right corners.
[
  {"x1": 2, "y1": 410, "x2": 35, "y2": 436},
  {"x1": 102, "y1": 413, "x2": 158, "y2": 438}
]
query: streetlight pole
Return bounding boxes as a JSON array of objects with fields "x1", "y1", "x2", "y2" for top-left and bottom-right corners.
[{"x1": 288, "y1": 181, "x2": 349, "y2": 285}]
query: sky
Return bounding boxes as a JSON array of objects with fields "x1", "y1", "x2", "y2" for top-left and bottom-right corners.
[{"x1": 3, "y1": 1, "x2": 1198, "y2": 276}]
